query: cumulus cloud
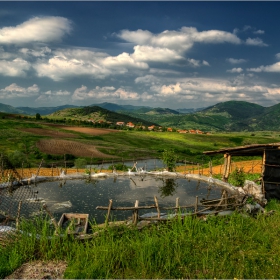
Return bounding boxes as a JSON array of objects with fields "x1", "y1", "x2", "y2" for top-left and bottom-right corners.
[
  {"x1": 254, "y1": 30, "x2": 265, "y2": 34},
  {"x1": 146, "y1": 77, "x2": 280, "y2": 106},
  {"x1": 0, "y1": 83, "x2": 39, "y2": 99},
  {"x1": 226, "y1": 58, "x2": 247, "y2": 64},
  {"x1": 132, "y1": 45, "x2": 184, "y2": 62},
  {"x1": 20, "y1": 47, "x2": 52, "y2": 57},
  {"x1": 245, "y1": 37, "x2": 268, "y2": 46},
  {"x1": 117, "y1": 27, "x2": 241, "y2": 54},
  {"x1": 247, "y1": 62, "x2": 280, "y2": 73},
  {"x1": 33, "y1": 48, "x2": 148, "y2": 81},
  {"x1": 72, "y1": 85, "x2": 140, "y2": 101},
  {"x1": 0, "y1": 58, "x2": 30, "y2": 76},
  {"x1": 0, "y1": 16, "x2": 72, "y2": 44},
  {"x1": 227, "y1": 68, "x2": 243, "y2": 73},
  {"x1": 276, "y1": 53, "x2": 280, "y2": 60}
]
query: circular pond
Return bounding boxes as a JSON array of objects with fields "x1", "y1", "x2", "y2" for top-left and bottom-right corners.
[{"x1": 30, "y1": 175, "x2": 223, "y2": 223}]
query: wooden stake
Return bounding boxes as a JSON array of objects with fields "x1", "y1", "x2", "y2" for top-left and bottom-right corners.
[
  {"x1": 194, "y1": 196, "x2": 198, "y2": 213},
  {"x1": 16, "y1": 201, "x2": 22, "y2": 230},
  {"x1": 175, "y1": 197, "x2": 180, "y2": 213},
  {"x1": 36, "y1": 158, "x2": 44, "y2": 177},
  {"x1": 43, "y1": 204, "x2": 58, "y2": 230},
  {"x1": 154, "y1": 196, "x2": 160, "y2": 218},
  {"x1": 105, "y1": 199, "x2": 113, "y2": 225},
  {"x1": 133, "y1": 200, "x2": 139, "y2": 225}
]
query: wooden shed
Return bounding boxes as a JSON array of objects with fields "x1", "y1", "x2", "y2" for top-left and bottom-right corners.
[{"x1": 203, "y1": 143, "x2": 280, "y2": 200}]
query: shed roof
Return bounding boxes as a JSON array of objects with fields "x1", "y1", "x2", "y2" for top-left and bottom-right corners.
[{"x1": 203, "y1": 143, "x2": 280, "y2": 156}]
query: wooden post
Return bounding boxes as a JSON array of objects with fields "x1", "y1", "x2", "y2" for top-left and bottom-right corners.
[
  {"x1": 51, "y1": 163, "x2": 54, "y2": 177},
  {"x1": 184, "y1": 159, "x2": 186, "y2": 175},
  {"x1": 16, "y1": 201, "x2": 22, "y2": 230},
  {"x1": 21, "y1": 162, "x2": 24, "y2": 178},
  {"x1": 105, "y1": 199, "x2": 113, "y2": 225},
  {"x1": 154, "y1": 196, "x2": 160, "y2": 218},
  {"x1": 36, "y1": 159, "x2": 44, "y2": 177},
  {"x1": 209, "y1": 160, "x2": 213, "y2": 176},
  {"x1": 175, "y1": 197, "x2": 180, "y2": 214},
  {"x1": 133, "y1": 200, "x2": 139, "y2": 225},
  {"x1": 64, "y1": 154, "x2": 67, "y2": 174},
  {"x1": 194, "y1": 196, "x2": 198, "y2": 213},
  {"x1": 222, "y1": 153, "x2": 231, "y2": 182},
  {"x1": 43, "y1": 204, "x2": 58, "y2": 230}
]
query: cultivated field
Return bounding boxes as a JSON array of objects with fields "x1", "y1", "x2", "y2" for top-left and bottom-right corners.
[
  {"x1": 36, "y1": 139, "x2": 116, "y2": 158},
  {"x1": 19, "y1": 128, "x2": 77, "y2": 138},
  {"x1": 43, "y1": 125, "x2": 119, "y2": 135}
]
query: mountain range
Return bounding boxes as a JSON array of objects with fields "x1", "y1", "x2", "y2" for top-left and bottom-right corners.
[{"x1": 1, "y1": 101, "x2": 280, "y2": 132}]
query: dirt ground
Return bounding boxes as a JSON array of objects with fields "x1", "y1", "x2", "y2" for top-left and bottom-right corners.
[
  {"x1": 5, "y1": 260, "x2": 67, "y2": 279},
  {"x1": 36, "y1": 139, "x2": 115, "y2": 158},
  {"x1": 19, "y1": 128, "x2": 77, "y2": 138},
  {"x1": 43, "y1": 125, "x2": 119, "y2": 135}
]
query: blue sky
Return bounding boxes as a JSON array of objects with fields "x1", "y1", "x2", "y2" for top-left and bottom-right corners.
[{"x1": 1, "y1": 1, "x2": 280, "y2": 109}]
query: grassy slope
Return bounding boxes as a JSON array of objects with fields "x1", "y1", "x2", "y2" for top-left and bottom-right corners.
[
  {"x1": 1, "y1": 118, "x2": 280, "y2": 165},
  {"x1": 1, "y1": 200, "x2": 280, "y2": 279}
]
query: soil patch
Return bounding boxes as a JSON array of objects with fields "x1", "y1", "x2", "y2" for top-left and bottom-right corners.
[
  {"x1": 43, "y1": 125, "x2": 119, "y2": 135},
  {"x1": 36, "y1": 139, "x2": 116, "y2": 158},
  {"x1": 19, "y1": 128, "x2": 77, "y2": 138},
  {"x1": 5, "y1": 260, "x2": 67, "y2": 279}
]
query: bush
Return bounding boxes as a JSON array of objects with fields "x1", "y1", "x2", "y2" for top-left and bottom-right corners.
[
  {"x1": 74, "y1": 158, "x2": 87, "y2": 169},
  {"x1": 229, "y1": 167, "x2": 246, "y2": 187},
  {"x1": 162, "y1": 149, "x2": 178, "y2": 172},
  {"x1": 108, "y1": 163, "x2": 129, "y2": 171}
]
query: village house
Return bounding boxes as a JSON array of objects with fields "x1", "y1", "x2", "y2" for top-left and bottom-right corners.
[
  {"x1": 167, "y1": 127, "x2": 173, "y2": 132},
  {"x1": 196, "y1": 130, "x2": 203, "y2": 134},
  {"x1": 116, "y1": 122, "x2": 125, "y2": 126},
  {"x1": 189, "y1": 129, "x2": 196, "y2": 134},
  {"x1": 148, "y1": 125, "x2": 156, "y2": 131},
  {"x1": 126, "y1": 122, "x2": 135, "y2": 128},
  {"x1": 177, "y1": 129, "x2": 188, "y2": 134}
]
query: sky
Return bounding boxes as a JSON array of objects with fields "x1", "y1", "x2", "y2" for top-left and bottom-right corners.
[{"x1": 1, "y1": 1, "x2": 280, "y2": 110}]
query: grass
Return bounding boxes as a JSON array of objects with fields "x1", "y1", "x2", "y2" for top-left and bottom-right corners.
[{"x1": 1, "y1": 201, "x2": 280, "y2": 279}]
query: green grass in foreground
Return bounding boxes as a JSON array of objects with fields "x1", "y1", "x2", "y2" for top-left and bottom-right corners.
[{"x1": 1, "y1": 200, "x2": 280, "y2": 279}]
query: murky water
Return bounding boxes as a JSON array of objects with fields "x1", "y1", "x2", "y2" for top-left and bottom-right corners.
[{"x1": 29, "y1": 175, "x2": 223, "y2": 223}]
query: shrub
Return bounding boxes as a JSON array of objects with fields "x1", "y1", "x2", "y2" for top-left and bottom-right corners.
[
  {"x1": 229, "y1": 167, "x2": 246, "y2": 187},
  {"x1": 74, "y1": 158, "x2": 87, "y2": 169},
  {"x1": 162, "y1": 149, "x2": 178, "y2": 172}
]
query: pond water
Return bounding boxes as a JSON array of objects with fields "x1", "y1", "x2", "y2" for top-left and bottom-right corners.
[{"x1": 30, "y1": 175, "x2": 223, "y2": 224}]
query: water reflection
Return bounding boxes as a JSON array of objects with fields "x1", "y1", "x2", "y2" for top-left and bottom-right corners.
[
  {"x1": 158, "y1": 178, "x2": 178, "y2": 198},
  {"x1": 23, "y1": 175, "x2": 222, "y2": 223}
]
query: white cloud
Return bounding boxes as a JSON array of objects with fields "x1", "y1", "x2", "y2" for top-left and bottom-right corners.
[
  {"x1": 0, "y1": 58, "x2": 30, "y2": 76},
  {"x1": 20, "y1": 47, "x2": 52, "y2": 57},
  {"x1": 33, "y1": 48, "x2": 148, "y2": 81},
  {"x1": 0, "y1": 83, "x2": 39, "y2": 99},
  {"x1": 254, "y1": 30, "x2": 265, "y2": 34},
  {"x1": 117, "y1": 27, "x2": 241, "y2": 55},
  {"x1": 226, "y1": 58, "x2": 247, "y2": 64},
  {"x1": 276, "y1": 53, "x2": 280, "y2": 60},
  {"x1": 72, "y1": 85, "x2": 140, "y2": 101},
  {"x1": 227, "y1": 68, "x2": 243, "y2": 73},
  {"x1": 132, "y1": 45, "x2": 184, "y2": 62},
  {"x1": 245, "y1": 37, "x2": 268, "y2": 47},
  {"x1": 0, "y1": 16, "x2": 72, "y2": 44},
  {"x1": 247, "y1": 62, "x2": 280, "y2": 73},
  {"x1": 146, "y1": 77, "x2": 280, "y2": 106},
  {"x1": 135, "y1": 75, "x2": 159, "y2": 85},
  {"x1": 202, "y1": 60, "x2": 210, "y2": 66}
]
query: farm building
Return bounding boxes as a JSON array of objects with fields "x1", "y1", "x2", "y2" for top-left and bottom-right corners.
[{"x1": 203, "y1": 143, "x2": 280, "y2": 200}]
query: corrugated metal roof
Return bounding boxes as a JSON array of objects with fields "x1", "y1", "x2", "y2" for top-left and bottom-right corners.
[{"x1": 203, "y1": 143, "x2": 280, "y2": 156}]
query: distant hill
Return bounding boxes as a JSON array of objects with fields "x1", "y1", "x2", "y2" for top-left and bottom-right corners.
[
  {"x1": 0, "y1": 103, "x2": 25, "y2": 114},
  {"x1": 17, "y1": 105, "x2": 81, "y2": 115},
  {"x1": 48, "y1": 105, "x2": 157, "y2": 126}
]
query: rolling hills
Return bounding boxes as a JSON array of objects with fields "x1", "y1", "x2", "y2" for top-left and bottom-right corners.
[{"x1": 1, "y1": 100, "x2": 280, "y2": 131}]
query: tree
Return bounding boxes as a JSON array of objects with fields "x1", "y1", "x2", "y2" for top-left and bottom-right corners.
[
  {"x1": 74, "y1": 158, "x2": 87, "y2": 169},
  {"x1": 35, "y1": 113, "x2": 41, "y2": 120},
  {"x1": 162, "y1": 149, "x2": 178, "y2": 172}
]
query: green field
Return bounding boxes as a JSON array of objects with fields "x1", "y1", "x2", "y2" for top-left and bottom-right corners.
[{"x1": 1, "y1": 117, "x2": 279, "y2": 167}]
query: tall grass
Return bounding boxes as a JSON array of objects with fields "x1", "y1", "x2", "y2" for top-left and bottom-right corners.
[{"x1": 2, "y1": 201, "x2": 280, "y2": 279}]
